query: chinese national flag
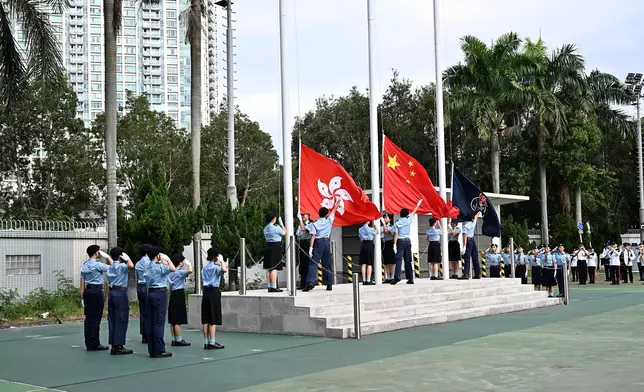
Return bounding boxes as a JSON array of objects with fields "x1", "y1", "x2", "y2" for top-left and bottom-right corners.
[
  {"x1": 299, "y1": 144, "x2": 381, "y2": 226},
  {"x1": 383, "y1": 136, "x2": 459, "y2": 219}
]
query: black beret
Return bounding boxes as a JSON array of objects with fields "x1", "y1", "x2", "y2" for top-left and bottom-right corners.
[{"x1": 86, "y1": 245, "x2": 101, "y2": 257}]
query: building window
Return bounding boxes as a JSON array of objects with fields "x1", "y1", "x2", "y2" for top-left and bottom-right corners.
[
  {"x1": 167, "y1": 11, "x2": 176, "y2": 18},
  {"x1": 167, "y1": 20, "x2": 177, "y2": 28},
  {"x1": 92, "y1": 64, "x2": 101, "y2": 71},
  {"x1": 167, "y1": 39, "x2": 177, "y2": 46},
  {"x1": 168, "y1": 94, "x2": 177, "y2": 101},
  {"x1": 91, "y1": 101, "x2": 102, "y2": 109},
  {"x1": 92, "y1": 73, "x2": 102, "y2": 81},
  {"x1": 167, "y1": 29, "x2": 176, "y2": 37},
  {"x1": 5, "y1": 255, "x2": 41, "y2": 275},
  {"x1": 125, "y1": 66, "x2": 136, "y2": 73},
  {"x1": 167, "y1": 57, "x2": 177, "y2": 65},
  {"x1": 168, "y1": 103, "x2": 178, "y2": 110},
  {"x1": 167, "y1": 76, "x2": 177, "y2": 83},
  {"x1": 125, "y1": 84, "x2": 136, "y2": 91},
  {"x1": 90, "y1": 7, "x2": 100, "y2": 14},
  {"x1": 167, "y1": 66, "x2": 177, "y2": 74},
  {"x1": 91, "y1": 55, "x2": 101, "y2": 62},
  {"x1": 126, "y1": 46, "x2": 136, "y2": 54},
  {"x1": 125, "y1": 75, "x2": 136, "y2": 82},
  {"x1": 92, "y1": 93, "x2": 102, "y2": 100},
  {"x1": 91, "y1": 17, "x2": 101, "y2": 24},
  {"x1": 91, "y1": 0, "x2": 100, "y2": 4},
  {"x1": 125, "y1": 9, "x2": 135, "y2": 17},
  {"x1": 125, "y1": 56, "x2": 135, "y2": 64},
  {"x1": 167, "y1": 48, "x2": 177, "y2": 55},
  {"x1": 91, "y1": 83, "x2": 101, "y2": 91},
  {"x1": 124, "y1": 18, "x2": 135, "y2": 26},
  {"x1": 91, "y1": 27, "x2": 101, "y2": 34},
  {"x1": 126, "y1": 38, "x2": 136, "y2": 45},
  {"x1": 116, "y1": 65, "x2": 122, "y2": 72},
  {"x1": 123, "y1": 28, "x2": 135, "y2": 36},
  {"x1": 91, "y1": 36, "x2": 101, "y2": 43}
]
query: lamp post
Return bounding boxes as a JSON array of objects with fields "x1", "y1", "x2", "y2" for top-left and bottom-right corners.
[{"x1": 625, "y1": 72, "x2": 644, "y2": 242}]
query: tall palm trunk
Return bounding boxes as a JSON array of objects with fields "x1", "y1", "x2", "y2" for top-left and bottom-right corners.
[
  {"x1": 490, "y1": 128, "x2": 501, "y2": 193},
  {"x1": 537, "y1": 134, "x2": 549, "y2": 243},
  {"x1": 104, "y1": 0, "x2": 117, "y2": 248},
  {"x1": 190, "y1": 0, "x2": 203, "y2": 291}
]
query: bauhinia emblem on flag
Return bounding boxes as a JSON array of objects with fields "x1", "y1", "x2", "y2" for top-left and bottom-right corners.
[
  {"x1": 299, "y1": 144, "x2": 381, "y2": 226},
  {"x1": 451, "y1": 167, "x2": 502, "y2": 238},
  {"x1": 383, "y1": 136, "x2": 459, "y2": 219},
  {"x1": 471, "y1": 193, "x2": 488, "y2": 216}
]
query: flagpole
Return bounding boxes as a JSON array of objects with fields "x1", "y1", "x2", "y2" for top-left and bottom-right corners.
[
  {"x1": 279, "y1": 0, "x2": 294, "y2": 293},
  {"x1": 367, "y1": 0, "x2": 382, "y2": 284},
  {"x1": 298, "y1": 138, "x2": 302, "y2": 214},
  {"x1": 433, "y1": 0, "x2": 449, "y2": 280}
]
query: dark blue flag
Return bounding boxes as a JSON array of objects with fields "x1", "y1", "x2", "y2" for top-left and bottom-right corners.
[{"x1": 451, "y1": 167, "x2": 502, "y2": 238}]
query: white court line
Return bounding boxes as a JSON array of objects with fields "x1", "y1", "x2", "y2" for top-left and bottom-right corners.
[
  {"x1": 251, "y1": 349, "x2": 263, "y2": 352},
  {"x1": 1, "y1": 380, "x2": 66, "y2": 392},
  {"x1": 34, "y1": 336, "x2": 60, "y2": 340},
  {"x1": 24, "y1": 335, "x2": 42, "y2": 338}
]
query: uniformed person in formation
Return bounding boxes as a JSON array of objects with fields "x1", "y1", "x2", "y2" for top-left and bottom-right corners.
[
  {"x1": 304, "y1": 198, "x2": 341, "y2": 291},
  {"x1": 381, "y1": 213, "x2": 397, "y2": 283},
  {"x1": 538, "y1": 245, "x2": 556, "y2": 297},
  {"x1": 485, "y1": 244, "x2": 502, "y2": 278},
  {"x1": 638, "y1": 242, "x2": 644, "y2": 282},
  {"x1": 608, "y1": 244, "x2": 621, "y2": 285},
  {"x1": 515, "y1": 245, "x2": 528, "y2": 284},
  {"x1": 447, "y1": 220, "x2": 462, "y2": 279},
  {"x1": 144, "y1": 247, "x2": 175, "y2": 358},
  {"x1": 263, "y1": 212, "x2": 287, "y2": 293},
  {"x1": 296, "y1": 213, "x2": 312, "y2": 289},
  {"x1": 392, "y1": 199, "x2": 423, "y2": 285},
  {"x1": 358, "y1": 220, "x2": 379, "y2": 285},
  {"x1": 600, "y1": 243, "x2": 611, "y2": 282},
  {"x1": 426, "y1": 217, "x2": 441, "y2": 280},
  {"x1": 461, "y1": 211, "x2": 483, "y2": 280},
  {"x1": 553, "y1": 245, "x2": 570, "y2": 297},
  {"x1": 135, "y1": 244, "x2": 152, "y2": 343},
  {"x1": 202, "y1": 247, "x2": 227, "y2": 350},
  {"x1": 587, "y1": 247, "x2": 597, "y2": 284},
  {"x1": 80, "y1": 245, "x2": 113, "y2": 351},
  {"x1": 570, "y1": 251, "x2": 578, "y2": 282},
  {"x1": 528, "y1": 247, "x2": 542, "y2": 291},
  {"x1": 106, "y1": 247, "x2": 134, "y2": 355},
  {"x1": 168, "y1": 254, "x2": 192, "y2": 347},
  {"x1": 501, "y1": 246, "x2": 512, "y2": 278},
  {"x1": 574, "y1": 244, "x2": 589, "y2": 285}
]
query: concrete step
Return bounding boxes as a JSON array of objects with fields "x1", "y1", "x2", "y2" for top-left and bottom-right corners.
[
  {"x1": 326, "y1": 297, "x2": 560, "y2": 338},
  {"x1": 321, "y1": 292, "x2": 549, "y2": 327},
  {"x1": 301, "y1": 285, "x2": 537, "y2": 317}
]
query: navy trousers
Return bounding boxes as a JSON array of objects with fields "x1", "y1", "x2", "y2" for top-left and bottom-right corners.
[
  {"x1": 307, "y1": 238, "x2": 332, "y2": 285},
  {"x1": 146, "y1": 290, "x2": 167, "y2": 355},
  {"x1": 108, "y1": 289, "x2": 129, "y2": 346},
  {"x1": 557, "y1": 267, "x2": 565, "y2": 295},
  {"x1": 299, "y1": 239, "x2": 311, "y2": 288},
  {"x1": 394, "y1": 239, "x2": 413, "y2": 281},
  {"x1": 137, "y1": 285, "x2": 147, "y2": 338},
  {"x1": 490, "y1": 265, "x2": 500, "y2": 278},
  {"x1": 83, "y1": 286, "x2": 104, "y2": 349},
  {"x1": 464, "y1": 238, "x2": 480, "y2": 277}
]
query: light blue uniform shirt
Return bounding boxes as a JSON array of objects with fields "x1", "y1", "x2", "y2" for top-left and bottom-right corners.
[
  {"x1": 264, "y1": 224, "x2": 285, "y2": 243},
  {"x1": 394, "y1": 214, "x2": 414, "y2": 240},
  {"x1": 426, "y1": 226, "x2": 441, "y2": 242},
  {"x1": 538, "y1": 252, "x2": 554, "y2": 268},
  {"x1": 515, "y1": 253, "x2": 527, "y2": 265},
  {"x1": 107, "y1": 262, "x2": 129, "y2": 288},
  {"x1": 528, "y1": 254, "x2": 539, "y2": 267},
  {"x1": 553, "y1": 251, "x2": 570, "y2": 267},
  {"x1": 296, "y1": 224, "x2": 311, "y2": 240},
  {"x1": 202, "y1": 262, "x2": 223, "y2": 288},
  {"x1": 144, "y1": 262, "x2": 170, "y2": 288},
  {"x1": 382, "y1": 224, "x2": 396, "y2": 242},
  {"x1": 308, "y1": 213, "x2": 335, "y2": 239},
  {"x1": 484, "y1": 252, "x2": 501, "y2": 266},
  {"x1": 359, "y1": 225, "x2": 377, "y2": 241},
  {"x1": 448, "y1": 226, "x2": 461, "y2": 241},
  {"x1": 463, "y1": 221, "x2": 476, "y2": 238},
  {"x1": 135, "y1": 256, "x2": 150, "y2": 285},
  {"x1": 168, "y1": 269, "x2": 188, "y2": 291},
  {"x1": 81, "y1": 258, "x2": 109, "y2": 285},
  {"x1": 501, "y1": 252, "x2": 511, "y2": 265}
]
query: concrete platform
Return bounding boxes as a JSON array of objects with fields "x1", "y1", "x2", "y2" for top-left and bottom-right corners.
[{"x1": 188, "y1": 279, "x2": 561, "y2": 339}]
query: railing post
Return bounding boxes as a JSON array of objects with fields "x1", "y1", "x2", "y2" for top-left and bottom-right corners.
[
  {"x1": 510, "y1": 237, "x2": 515, "y2": 279},
  {"x1": 289, "y1": 235, "x2": 297, "y2": 297},
  {"x1": 352, "y1": 272, "x2": 361, "y2": 339},
  {"x1": 563, "y1": 261, "x2": 570, "y2": 305},
  {"x1": 331, "y1": 240, "x2": 337, "y2": 285},
  {"x1": 239, "y1": 237, "x2": 246, "y2": 295}
]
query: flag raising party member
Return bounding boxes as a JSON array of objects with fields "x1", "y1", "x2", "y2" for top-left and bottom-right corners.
[{"x1": 383, "y1": 136, "x2": 459, "y2": 219}]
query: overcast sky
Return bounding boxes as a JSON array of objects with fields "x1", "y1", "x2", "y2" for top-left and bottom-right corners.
[{"x1": 227, "y1": 0, "x2": 644, "y2": 158}]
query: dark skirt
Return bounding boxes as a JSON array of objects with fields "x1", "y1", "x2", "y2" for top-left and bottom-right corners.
[
  {"x1": 383, "y1": 240, "x2": 395, "y2": 265},
  {"x1": 359, "y1": 241, "x2": 375, "y2": 265},
  {"x1": 263, "y1": 242, "x2": 283, "y2": 271},
  {"x1": 541, "y1": 267, "x2": 557, "y2": 287},
  {"x1": 428, "y1": 241, "x2": 441, "y2": 263},
  {"x1": 531, "y1": 265, "x2": 542, "y2": 285},
  {"x1": 168, "y1": 289, "x2": 187, "y2": 325},
  {"x1": 448, "y1": 240, "x2": 461, "y2": 262},
  {"x1": 201, "y1": 287, "x2": 222, "y2": 325}
]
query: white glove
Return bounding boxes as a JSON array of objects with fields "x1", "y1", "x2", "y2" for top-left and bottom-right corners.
[
  {"x1": 99, "y1": 250, "x2": 109, "y2": 259},
  {"x1": 81, "y1": 299, "x2": 84, "y2": 308},
  {"x1": 278, "y1": 217, "x2": 284, "y2": 227},
  {"x1": 416, "y1": 199, "x2": 423, "y2": 207},
  {"x1": 183, "y1": 259, "x2": 192, "y2": 268},
  {"x1": 379, "y1": 217, "x2": 385, "y2": 225},
  {"x1": 217, "y1": 254, "x2": 224, "y2": 263},
  {"x1": 308, "y1": 248, "x2": 313, "y2": 258},
  {"x1": 160, "y1": 253, "x2": 170, "y2": 262},
  {"x1": 525, "y1": 271, "x2": 528, "y2": 278},
  {"x1": 393, "y1": 244, "x2": 398, "y2": 254},
  {"x1": 121, "y1": 252, "x2": 130, "y2": 261}
]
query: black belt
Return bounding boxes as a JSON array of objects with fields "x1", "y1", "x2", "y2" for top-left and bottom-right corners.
[
  {"x1": 171, "y1": 288, "x2": 185, "y2": 292},
  {"x1": 85, "y1": 284, "x2": 103, "y2": 289},
  {"x1": 110, "y1": 286, "x2": 127, "y2": 291},
  {"x1": 203, "y1": 286, "x2": 220, "y2": 290},
  {"x1": 148, "y1": 287, "x2": 167, "y2": 292}
]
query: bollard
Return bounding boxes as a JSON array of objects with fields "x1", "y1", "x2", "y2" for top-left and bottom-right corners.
[
  {"x1": 500, "y1": 260, "x2": 505, "y2": 278},
  {"x1": 413, "y1": 253, "x2": 420, "y2": 279},
  {"x1": 352, "y1": 273, "x2": 361, "y2": 339},
  {"x1": 460, "y1": 258, "x2": 465, "y2": 273},
  {"x1": 317, "y1": 263, "x2": 323, "y2": 286},
  {"x1": 381, "y1": 263, "x2": 385, "y2": 282},
  {"x1": 439, "y1": 264, "x2": 443, "y2": 278},
  {"x1": 239, "y1": 238, "x2": 247, "y2": 295},
  {"x1": 331, "y1": 240, "x2": 337, "y2": 285},
  {"x1": 563, "y1": 265, "x2": 570, "y2": 305},
  {"x1": 347, "y1": 256, "x2": 353, "y2": 283},
  {"x1": 510, "y1": 237, "x2": 516, "y2": 279},
  {"x1": 289, "y1": 236, "x2": 297, "y2": 297},
  {"x1": 481, "y1": 253, "x2": 487, "y2": 278}
]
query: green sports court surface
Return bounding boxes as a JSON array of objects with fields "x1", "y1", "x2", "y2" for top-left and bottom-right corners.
[{"x1": 2, "y1": 284, "x2": 644, "y2": 392}]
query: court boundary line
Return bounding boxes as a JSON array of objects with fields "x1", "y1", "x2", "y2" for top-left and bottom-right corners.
[{"x1": 0, "y1": 379, "x2": 66, "y2": 392}]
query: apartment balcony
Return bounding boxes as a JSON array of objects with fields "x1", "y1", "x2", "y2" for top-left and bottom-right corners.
[
  {"x1": 142, "y1": 50, "x2": 161, "y2": 57},
  {"x1": 142, "y1": 58, "x2": 161, "y2": 66},
  {"x1": 142, "y1": 21, "x2": 161, "y2": 28},
  {"x1": 141, "y1": 11, "x2": 160, "y2": 19},
  {"x1": 69, "y1": 28, "x2": 84, "y2": 34},
  {"x1": 142, "y1": 30, "x2": 161, "y2": 38},
  {"x1": 69, "y1": 18, "x2": 85, "y2": 26}
]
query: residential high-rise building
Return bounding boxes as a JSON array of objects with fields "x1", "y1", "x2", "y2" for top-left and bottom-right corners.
[{"x1": 27, "y1": 0, "x2": 223, "y2": 129}]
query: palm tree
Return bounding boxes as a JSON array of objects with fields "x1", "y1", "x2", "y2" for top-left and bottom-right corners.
[
  {"x1": 0, "y1": 0, "x2": 67, "y2": 111},
  {"x1": 444, "y1": 32, "x2": 529, "y2": 195}
]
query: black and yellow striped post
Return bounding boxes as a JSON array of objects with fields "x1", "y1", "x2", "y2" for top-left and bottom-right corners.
[
  {"x1": 347, "y1": 255, "x2": 353, "y2": 283},
  {"x1": 439, "y1": 264, "x2": 443, "y2": 277},
  {"x1": 381, "y1": 263, "x2": 385, "y2": 281},
  {"x1": 413, "y1": 253, "x2": 420, "y2": 279},
  {"x1": 460, "y1": 258, "x2": 465, "y2": 273},
  {"x1": 500, "y1": 260, "x2": 505, "y2": 279},
  {"x1": 317, "y1": 263, "x2": 323, "y2": 286},
  {"x1": 481, "y1": 251, "x2": 487, "y2": 278}
]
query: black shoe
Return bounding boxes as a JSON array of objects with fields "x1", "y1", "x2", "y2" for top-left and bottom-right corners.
[
  {"x1": 268, "y1": 288, "x2": 279, "y2": 293},
  {"x1": 450, "y1": 275, "x2": 458, "y2": 279},
  {"x1": 326, "y1": 285, "x2": 332, "y2": 291},
  {"x1": 362, "y1": 281, "x2": 369, "y2": 286},
  {"x1": 87, "y1": 345, "x2": 109, "y2": 351},
  {"x1": 150, "y1": 352, "x2": 173, "y2": 358},
  {"x1": 390, "y1": 278, "x2": 401, "y2": 285},
  {"x1": 383, "y1": 279, "x2": 391, "y2": 284},
  {"x1": 205, "y1": 342, "x2": 225, "y2": 350},
  {"x1": 459, "y1": 275, "x2": 470, "y2": 280},
  {"x1": 110, "y1": 346, "x2": 133, "y2": 355},
  {"x1": 473, "y1": 275, "x2": 481, "y2": 279},
  {"x1": 406, "y1": 280, "x2": 414, "y2": 284},
  {"x1": 302, "y1": 283, "x2": 315, "y2": 292},
  {"x1": 141, "y1": 336, "x2": 147, "y2": 344},
  {"x1": 171, "y1": 340, "x2": 191, "y2": 347}
]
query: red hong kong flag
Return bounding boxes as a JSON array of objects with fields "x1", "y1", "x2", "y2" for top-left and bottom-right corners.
[
  {"x1": 299, "y1": 144, "x2": 381, "y2": 226},
  {"x1": 383, "y1": 136, "x2": 459, "y2": 219}
]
